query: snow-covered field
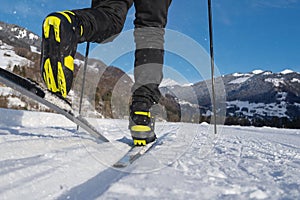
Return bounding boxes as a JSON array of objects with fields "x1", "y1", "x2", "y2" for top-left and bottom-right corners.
[{"x1": 0, "y1": 108, "x2": 299, "y2": 199}]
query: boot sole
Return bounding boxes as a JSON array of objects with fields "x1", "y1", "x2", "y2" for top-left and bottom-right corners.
[
  {"x1": 132, "y1": 133, "x2": 156, "y2": 146},
  {"x1": 41, "y1": 14, "x2": 75, "y2": 98}
]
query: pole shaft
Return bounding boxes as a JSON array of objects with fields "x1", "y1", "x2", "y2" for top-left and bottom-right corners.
[
  {"x1": 208, "y1": 0, "x2": 217, "y2": 134},
  {"x1": 78, "y1": 42, "x2": 90, "y2": 115}
]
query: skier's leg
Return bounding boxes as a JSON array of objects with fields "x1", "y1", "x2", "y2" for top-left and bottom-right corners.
[
  {"x1": 40, "y1": 0, "x2": 133, "y2": 97},
  {"x1": 129, "y1": 0, "x2": 172, "y2": 145},
  {"x1": 73, "y1": 0, "x2": 133, "y2": 43}
]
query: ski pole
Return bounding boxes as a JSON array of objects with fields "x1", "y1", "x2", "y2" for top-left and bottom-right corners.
[
  {"x1": 77, "y1": 41, "x2": 90, "y2": 123},
  {"x1": 207, "y1": 0, "x2": 217, "y2": 134},
  {"x1": 77, "y1": 1, "x2": 93, "y2": 131}
]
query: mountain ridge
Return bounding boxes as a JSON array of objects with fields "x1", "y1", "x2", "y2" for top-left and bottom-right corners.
[{"x1": 160, "y1": 69, "x2": 300, "y2": 128}]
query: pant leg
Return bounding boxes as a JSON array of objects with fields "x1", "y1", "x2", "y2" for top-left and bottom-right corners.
[
  {"x1": 132, "y1": 0, "x2": 172, "y2": 106},
  {"x1": 73, "y1": 0, "x2": 133, "y2": 43}
]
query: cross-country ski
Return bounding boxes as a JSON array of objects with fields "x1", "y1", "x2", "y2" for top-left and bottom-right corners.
[{"x1": 0, "y1": 67, "x2": 109, "y2": 143}]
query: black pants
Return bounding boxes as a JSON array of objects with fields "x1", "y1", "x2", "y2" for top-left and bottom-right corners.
[{"x1": 73, "y1": 0, "x2": 172, "y2": 107}]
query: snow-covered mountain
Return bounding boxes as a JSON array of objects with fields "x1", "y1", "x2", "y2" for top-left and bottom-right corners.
[
  {"x1": 161, "y1": 69, "x2": 300, "y2": 128},
  {"x1": 0, "y1": 108, "x2": 299, "y2": 199},
  {"x1": 221, "y1": 69, "x2": 300, "y2": 127},
  {"x1": 221, "y1": 69, "x2": 300, "y2": 128},
  {"x1": 0, "y1": 21, "x2": 40, "y2": 52}
]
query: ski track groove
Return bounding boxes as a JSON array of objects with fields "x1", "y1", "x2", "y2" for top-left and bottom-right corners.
[
  {"x1": 166, "y1": 128, "x2": 300, "y2": 199},
  {"x1": 230, "y1": 132, "x2": 300, "y2": 198},
  {"x1": 57, "y1": 123, "x2": 184, "y2": 199},
  {"x1": 0, "y1": 167, "x2": 56, "y2": 196},
  {"x1": 0, "y1": 109, "x2": 300, "y2": 199},
  {"x1": 0, "y1": 155, "x2": 47, "y2": 176},
  {"x1": 0, "y1": 138, "x2": 107, "y2": 199}
]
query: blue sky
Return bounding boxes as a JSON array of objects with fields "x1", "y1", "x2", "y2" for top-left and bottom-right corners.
[{"x1": 0, "y1": 0, "x2": 300, "y2": 83}]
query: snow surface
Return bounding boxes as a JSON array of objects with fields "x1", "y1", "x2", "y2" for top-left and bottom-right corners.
[
  {"x1": 0, "y1": 41, "x2": 31, "y2": 68},
  {"x1": 0, "y1": 87, "x2": 27, "y2": 108},
  {"x1": 0, "y1": 108, "x2": 299, "y2": 199}
]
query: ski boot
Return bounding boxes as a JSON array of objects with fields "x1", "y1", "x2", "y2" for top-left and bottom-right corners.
[
  {"x1": 41, "y1": 11, "x2": 83, "y2": 98},
  {"x1": 129, "y1": 102, "x2": 157, "y2": 146}
]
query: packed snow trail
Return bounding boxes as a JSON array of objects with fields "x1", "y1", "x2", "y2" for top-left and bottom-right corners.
[{"x1": 0, "y1": 108, "x2": 299, "y2": 199}]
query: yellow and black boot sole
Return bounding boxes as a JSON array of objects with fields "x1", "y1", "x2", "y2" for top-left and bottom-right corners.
[
  {"x1": 131, "y1": 126, "x2": 156, "y2": 146},
  {"x1": 132, "y1": 136, "x2": 157, "y2": 146},
  {"x1": 41, "y1": 11, "x2": 82, "y2": 98}
]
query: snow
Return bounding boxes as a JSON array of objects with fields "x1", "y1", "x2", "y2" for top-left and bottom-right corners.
[
  {"x1": 74, "y1": 59, "x2": 84, "y2": 67},
  {"x1": 160, "y1": 78, "x2": 181, "y2": 87},
  {"x1": 230, "y1": 70, "x2": 266, "y2": 84},
  {"x1": 127, "y1": 73, "x2": 134, "y2": 82},
  {"x1": 0, "y1": 41, "x2": 31, "y2": 68},
  {"x1": 229, "y1": 76, "x2": 251, "y2": 84},
  {"x1": 28, "y1": 33, "x2": 39, "y2": 41},
  {"x1": 0, "y1": 86, "x2": 29, "y2": 108},
  {"x1": 232, "y1": 72, "x2": 246, "y2": 77},
  {"x1": 15, "y1": 29, "x2": 27, "y2": 39},
  {"x1": 10, "y1": 27, "x2": 18, "y2": 32},
  {"x1": 128, "y1": 74, "x2": 184, "y2": 87},
  {"x1": 280, "y1": 69, "x2": 294, "y2": 74},
  {"x1": 227, "y1": 99, "x2": 288, "y2": 118},
  {"x1": 291, "y1": 78, "x2": 300, "y2": 83},
  {"x1": 178, "y1": 99, "x2": 199, "y2": 108},
  {"x1": 2, "y1": 25, "x2": 38, "y2": 41},
  {"x1": 7, "y1": 96, "x2": 26, "y2": 107},
  {"x1": 0, "y1": 108, "x2": 299, "y2": 199},
  {"x1": 30, "y1": 46, "x2": 39, "y2": 54},
  {"x1": 263, "y1": 71, "x2": 272, "y2": 75},
  {"x1": 252, "y1": 69, "x2": 264, "y2": 74},
  {"x1": 265, "y1": 77, "x2": 285, "y2": 87},
  {"x1": 0, "y1": 86, "x2": 14, "y2": 96},
  {"x1": 230, "y1": 73, "x2": 254, "y2": 84}
]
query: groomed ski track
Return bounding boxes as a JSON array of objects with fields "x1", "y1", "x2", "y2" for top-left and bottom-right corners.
[{"x1": 0, "y1": 108, "x2": 299, "y2": 199}]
